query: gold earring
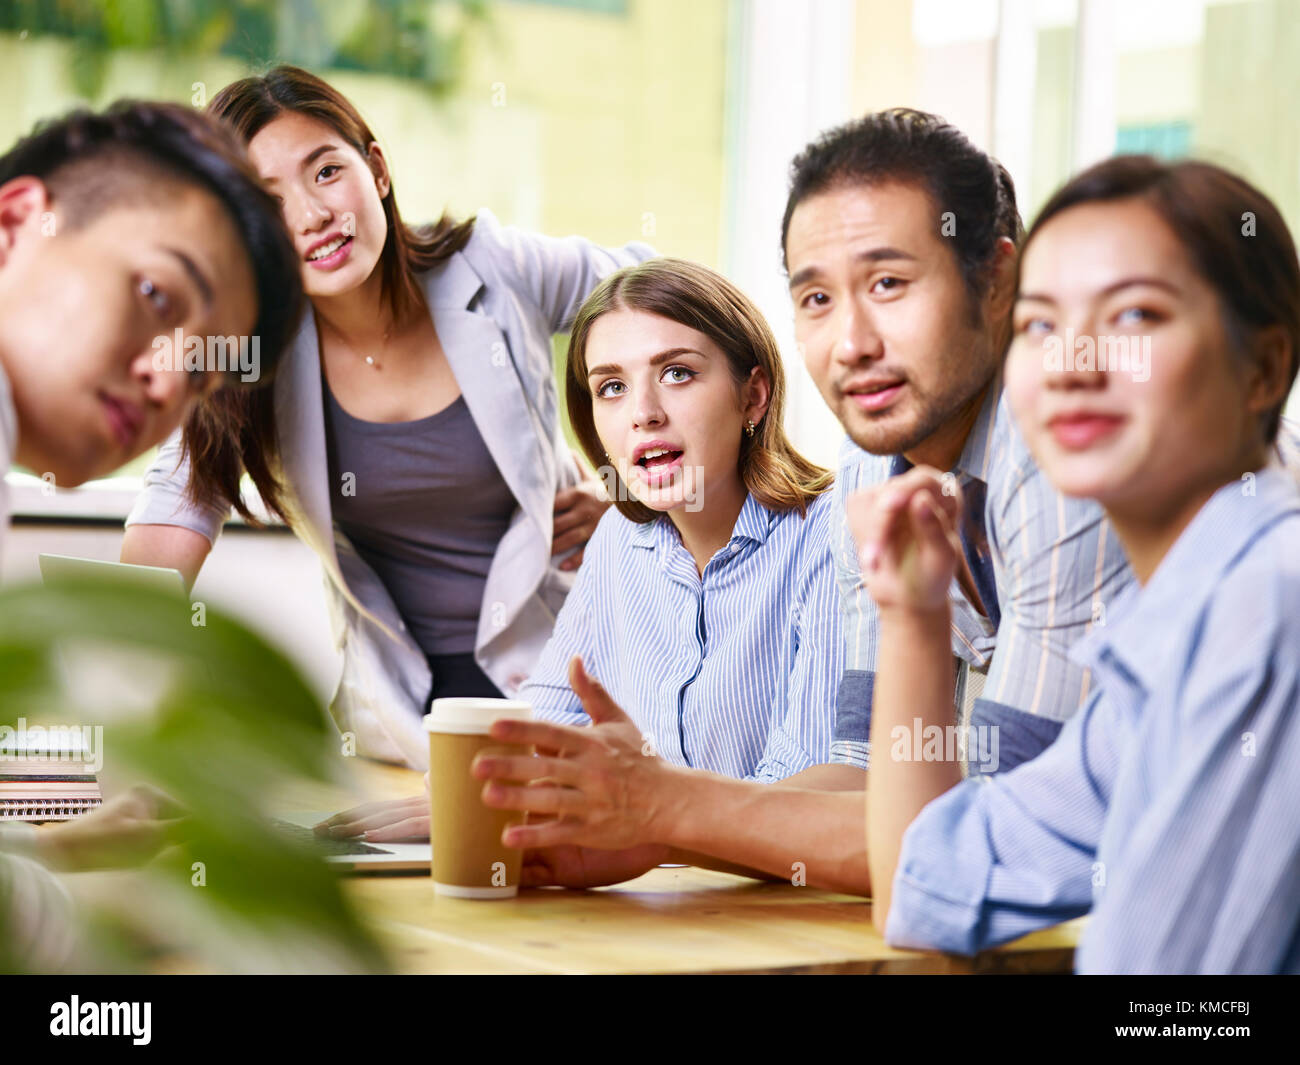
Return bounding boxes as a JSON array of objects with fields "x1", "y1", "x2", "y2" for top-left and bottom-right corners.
[{"x1": 745, "y1": 420, "x2": 756, "y2": 438}]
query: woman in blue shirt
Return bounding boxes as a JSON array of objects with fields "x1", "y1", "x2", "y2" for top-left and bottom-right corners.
[
  {"x1": 523, "y1": 256, "x2": 840, "y2": 782},
  {"x1": 853, "y1": 156, "x2": 1300, "y2": 973},
  {"x1": 320, "y1": 257, "x2": 842, "y2": 841}
]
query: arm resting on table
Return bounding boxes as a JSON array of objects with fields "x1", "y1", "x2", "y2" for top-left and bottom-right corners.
[{"x1": 657, "y1": 766, "x2": 870, "y2": 896}]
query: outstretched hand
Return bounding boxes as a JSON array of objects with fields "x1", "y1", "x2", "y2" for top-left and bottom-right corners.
[{"x1": 473, "y1": 656, "x2": 680, "y2": 852}]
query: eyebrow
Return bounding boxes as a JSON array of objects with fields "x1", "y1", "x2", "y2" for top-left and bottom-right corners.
[
  {"x1": 587, "y1": 347, "x2": 703, "y2": 379},
  {"x1": 164, "y1": 247, "x2": 214, "y2": 309},
  {"x1": 1017, "y1": 276, "x2": 1184, "y2": 304},
  {"x1": 261, "y1": 144, "x2": 339, "y2": 185},
  {"x1": 787, "y1": 246, "x2": 918, "y2": 290}
]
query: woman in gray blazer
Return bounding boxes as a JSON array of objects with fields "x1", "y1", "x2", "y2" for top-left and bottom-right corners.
[{"x1": 120, "y1": 66, "x2": 654, "y2": 768}]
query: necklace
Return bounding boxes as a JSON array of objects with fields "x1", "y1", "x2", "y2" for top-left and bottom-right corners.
[{"x1": 321, "y1": 317, "x2": 393, "y2": 371}]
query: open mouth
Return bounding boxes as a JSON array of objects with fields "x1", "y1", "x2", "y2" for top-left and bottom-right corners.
[
  {"x1": 634, "y1": 446, "x2": 686, "y2": 486},
  {"x1": 636, "y1": 446, "x2": 684, "y2": 469},
  {"x1": 306, "y1": 235, "x2": 354, "y2": 265}
]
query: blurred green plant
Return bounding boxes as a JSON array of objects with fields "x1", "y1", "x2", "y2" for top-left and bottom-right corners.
[
  {"x1": 0, "y1": 0, "x2": 492, "y2": 99},
  {"x1": 0, "y1": 574, "x2": 389, "y2": 974}
]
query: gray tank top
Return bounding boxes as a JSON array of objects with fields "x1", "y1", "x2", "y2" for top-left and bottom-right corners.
[{"x1": 323, "y1": 378, "x2": 518, "y2": 655}]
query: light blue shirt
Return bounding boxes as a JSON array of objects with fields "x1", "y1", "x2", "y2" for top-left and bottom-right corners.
[
  {"x1": 524, "y1": 490, "x2": 842, "y2": 782},
  {"x1": 885, "y1": 466, "x2": 1300, "y2": 974}
]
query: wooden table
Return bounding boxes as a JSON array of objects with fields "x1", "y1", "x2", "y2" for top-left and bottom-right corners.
[{"x1": 288, "y1": 759, "x2": 1083, "y2": 975}]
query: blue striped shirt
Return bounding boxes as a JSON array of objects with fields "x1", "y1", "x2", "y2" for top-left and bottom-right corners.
[
  {"x1": 831, "y1": 378, "x2": 1300, "y2": 774},
  {"x1": 886, "y1": 466, "x2": 1300, "y2": 973},
  {"x1": 523, "y1": 489, "x2": 842, "y2": 782}
]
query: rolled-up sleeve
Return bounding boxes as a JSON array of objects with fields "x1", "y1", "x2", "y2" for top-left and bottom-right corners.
[
  {"x1": 828, "y1": 444, "x2": 883, "y2": 769},
  {"x1": 885, "y1": 690, "x2": 1112, "y2": 954},
  {"x1": 124, "y1": 428, "x2": 230, "y2": 544}
]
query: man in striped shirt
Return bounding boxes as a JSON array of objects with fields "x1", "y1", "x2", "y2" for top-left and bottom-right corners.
[{"x1": 480, "y1": 111, "x2": 1087, "y2": 890}]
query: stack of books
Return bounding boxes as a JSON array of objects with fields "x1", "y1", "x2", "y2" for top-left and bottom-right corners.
[{"x1": 0, "y1": 723, "x2": 103, "y2": 823}]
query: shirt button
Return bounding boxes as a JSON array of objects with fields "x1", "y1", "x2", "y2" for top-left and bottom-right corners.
[{"x1": 508, "y1": 672, "x2": 528, "y2": 690}]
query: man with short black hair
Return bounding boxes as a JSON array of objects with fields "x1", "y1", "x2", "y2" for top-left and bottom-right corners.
[
  {"x1": 0, "y1": 99, "x2": 302, "y2": 491},
  {"x1": 0, "y1": 98, "x2": 303, "y2": 969}
]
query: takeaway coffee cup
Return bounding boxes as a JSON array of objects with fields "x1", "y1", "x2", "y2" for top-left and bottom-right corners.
[{"x1": 424, "y1": 697, "x2": 534, "y2": 898}]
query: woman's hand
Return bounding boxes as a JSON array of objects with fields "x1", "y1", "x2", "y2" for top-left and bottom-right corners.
[
  {"x1": 473, "y1": 657, "x2": 682, "y2": 852},
  {"x1": 313, "y1": 793, "x2": 430, "y2": 843},
  {"x1": 37, "y1": 784, "x2": 186, "y2": 872},
  {"x1": 552, "y1": 479, "x2": 611, "y2": 571},
  {"x1": 845, "y1": 466, "x2": 965, "y2": 613}
]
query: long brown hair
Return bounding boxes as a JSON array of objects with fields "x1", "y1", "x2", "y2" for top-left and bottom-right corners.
[
  {"x1": 181, "y1": 65, "x2": 475, "y2": 524},
  {"x1": 1025, "y1": 156, "x2": 1299, "y2": 443},
  {"x1": 566, "y1": 257, "x2": 833, "y2": 523}
]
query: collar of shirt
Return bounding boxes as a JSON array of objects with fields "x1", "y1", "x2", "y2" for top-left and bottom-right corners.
[
  {"x1": 629, "y1": 489, "x2": 773, "y2": 564},
  {"x1": 888, "y1": 373, "x2": 1002, "y2": 486},
  {"x1": 1070, "y1": 465, "x2": 1300, "y2": 697}
]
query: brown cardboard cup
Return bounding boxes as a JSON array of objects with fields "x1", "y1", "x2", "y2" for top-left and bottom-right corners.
[{"x1": 424, "y1": 698, "x2": 533, "y2": 899}]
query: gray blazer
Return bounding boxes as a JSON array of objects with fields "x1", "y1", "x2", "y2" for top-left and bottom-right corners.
[{"x1": 127, "y1": 209, "x2": 654, "y2": 766}]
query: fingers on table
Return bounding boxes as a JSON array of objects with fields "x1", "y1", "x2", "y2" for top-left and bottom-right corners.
[
  {"x1": 360, "y1": 815, "x2": 431, "y2": 843},
  {"x1": 314, "y1": 795, "x2": 426, "y2": 836}
]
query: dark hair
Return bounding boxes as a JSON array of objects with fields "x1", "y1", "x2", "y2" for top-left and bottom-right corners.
[
  {"x1": 0, "y1": 99, "x2": 303, "y2": 390},
  {"x1": 184, "y1": 65, "x2": 476, "y2": 526},
  {"x1": 566, "y1": 257, "x2": 832, "y2": 523},
  {"x1": 1026, "y1": 155, "x2": 1300, "y2": 444},
  {"x1": 781, "y1": 108, "x2": 1023, "y2": 305}
]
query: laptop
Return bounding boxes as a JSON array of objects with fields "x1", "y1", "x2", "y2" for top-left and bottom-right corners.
[
  {"x1": 36, "y1": 555, "x2": 432, "y2": 874},
  {"x1": 274, "y1": 810, "x2": 432, "y2": 873},
  {"x1": 38, "y1": 553, "x2": 188, "y2": 595}
]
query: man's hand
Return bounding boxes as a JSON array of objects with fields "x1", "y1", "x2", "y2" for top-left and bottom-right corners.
[
  {"x1": 552, "y1": 480, "x2": 610, "y2": 571},
  {"x1": 37, "y1": 784, "x2": 186, "y2": 872},
  {"x1": 845, "y1": 466, "x2": 964, "y2": 612},
  {"x1": 474, "y1": 656, "x2": 683, "y2": 851},
  {"x1": 522, "y1": 842, "x2": 670, "y2": 889}
]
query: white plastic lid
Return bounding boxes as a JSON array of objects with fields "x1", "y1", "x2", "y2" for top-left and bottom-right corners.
[{"x1": 423, "y1": 697, "x2": 534, "y2": 735}]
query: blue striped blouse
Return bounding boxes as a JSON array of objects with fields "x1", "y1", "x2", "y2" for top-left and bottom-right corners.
[
  {"x1": 522, "y1": 489, "x2": 843, "y2": 782},
  {"x1": 885, "y1": 466, "x2": 1300, "y2": 973}
]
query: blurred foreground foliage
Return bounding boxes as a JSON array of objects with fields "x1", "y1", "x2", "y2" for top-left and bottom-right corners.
[{"x1": 0, "y1": 574, "x2": 389, "y2": 973}]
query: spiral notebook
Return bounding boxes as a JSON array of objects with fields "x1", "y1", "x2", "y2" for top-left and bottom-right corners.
[
  {"x1": 1, "y1": 553, "x2": 186, "y2": 824},
  {"x1": 1, "y1": 714, "x2": 103, "y2": 823}
]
